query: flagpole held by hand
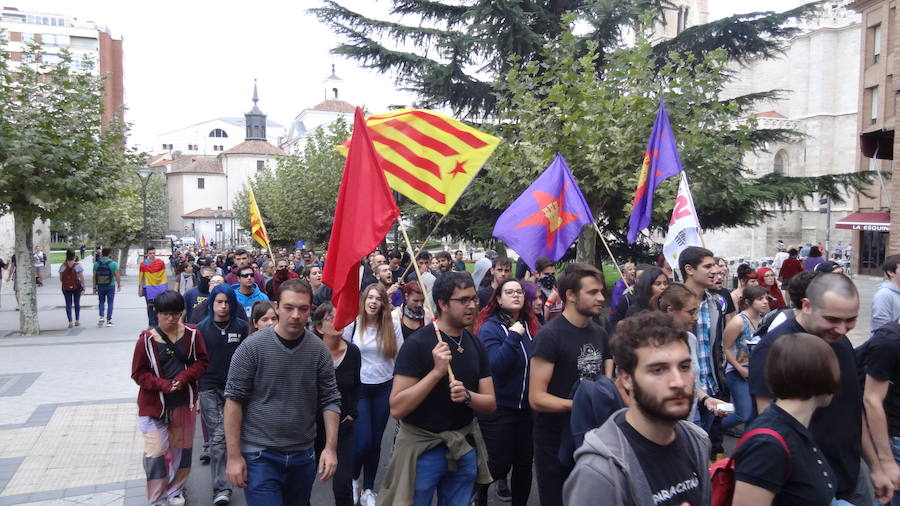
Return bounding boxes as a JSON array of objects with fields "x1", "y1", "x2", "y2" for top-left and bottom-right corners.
[
  {"x1": 592, "y1": 223, "x2": 629, "y2": 289},
  {"x1": 396, "y1": 215, "x2": 447, "y2": 282},
  {"x1": 397, "y1": 217, "x2": 457, "y2": 383}
]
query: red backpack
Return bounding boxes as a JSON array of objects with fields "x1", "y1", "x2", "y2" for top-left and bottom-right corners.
[
  {"x1": 709, "y1": 428, "x2": 791, "y2": 506},
  {"x1": 60, "y1": 264, "x2": 79, "y2": 291}
]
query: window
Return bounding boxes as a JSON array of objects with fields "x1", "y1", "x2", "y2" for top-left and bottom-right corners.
[
  {"x1": 197, "y1": 178, "x2": 205, "y2": 189},
  {"x1": 773, "y1": 150, "x2": 787, "y2": 174},
  {"x1": 209, "y1": 128, "x2": 228, "y2": 138},
  {"x1": 212, "y1": 145, "x2": 224, "y2": 151},
  {"x1": 187, "y1": 144, "x2": 198, "y2": 151},
  {"x1": 870, "y1": 86, "x2": 879, "y2": 124},
  {"x1": 22, "y1": 33, "x2": 35, "y2": 44},
  {"x1": 257, "y1": 160, "x2": 265, "y2": 171},
  {"x1": 41, "y1": 34, "x2": 69, "y2": 47},
  {"x1": 162, "y1": 143, "x2": 173, "y2": 150},
  {"x1": 873, "y1": 24, "x2": 882, "y2": 64},
  {"x1": 41, "y1": 53, "x2": 61, "y2": 65}
]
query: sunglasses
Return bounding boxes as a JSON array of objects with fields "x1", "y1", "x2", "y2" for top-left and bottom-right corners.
[{"x1": 239, "y1": 273, "x2": 254, "y2": 278}]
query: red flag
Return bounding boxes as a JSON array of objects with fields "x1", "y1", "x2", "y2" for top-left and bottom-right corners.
[{"x1": 323, "y1": 108, "x2": 400, "y2": 329}]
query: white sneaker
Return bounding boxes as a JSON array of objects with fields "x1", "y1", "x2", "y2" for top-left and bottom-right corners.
[
  {"x1": 167, "y1": 493, "x2": 185, "y2": 506},
  {"x1": 352, "y1": 479, "x2": 361, "y2": 504},
  {"x1": 360, "y1": 489, "x2": 376, "y2": 506},
  {"x1": 106, "y1": 320, "x2": 114, "y2": 327},
  {"x1": 97, "y1": 317, "x2": 105, "y2": 327}
]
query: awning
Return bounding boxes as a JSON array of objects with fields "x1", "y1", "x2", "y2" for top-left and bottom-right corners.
[
  {"x1": 860, "y1": 129, "x2": 894, "y2": 160},
  {"x1": 835, "y1": 211, "x2": 891, "y2": 232}
]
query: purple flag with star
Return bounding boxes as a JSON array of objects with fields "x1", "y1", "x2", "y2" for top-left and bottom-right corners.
[
  {"x1": 493, "y1": 153, "x2": 594, "y2": 270},
  {"x1": 626, "y1": 99, "x2": 684, "y2": 243}
]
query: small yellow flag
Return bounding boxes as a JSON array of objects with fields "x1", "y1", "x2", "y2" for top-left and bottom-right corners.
[{"x1": 248, "y1": 187, "x2": 270, "y2": 250}]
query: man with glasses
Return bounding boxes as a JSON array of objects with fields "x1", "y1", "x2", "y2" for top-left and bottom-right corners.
[
  {"x1": 232, "y1": 265, "x2": 268, "y2": 319},
  {"x1": 224, "y1": 249, "x2": 267, "y2": 295},
  {"x1": 379, "y1": 271, "x2": 496, "y2": 505},
  {"x1": 529, "y1": 263, "x2": 613, "y2": 506}
]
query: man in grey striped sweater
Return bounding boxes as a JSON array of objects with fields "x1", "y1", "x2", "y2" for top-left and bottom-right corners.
[{"x1": 224, "y1": 279, "x2": 341, "y2": 505}]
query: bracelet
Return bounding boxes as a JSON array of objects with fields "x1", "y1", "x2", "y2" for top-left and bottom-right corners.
[
  {"x1": 464, "y1": 389, "x2": 472, "y2": 406},
  {"x1": 700, "y1": 395, "x2": 709, "y2": 404}
]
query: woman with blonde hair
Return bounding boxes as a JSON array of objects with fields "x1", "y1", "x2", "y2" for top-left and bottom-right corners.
[{"x1": 343, "y1": 283, "x2": 403, "y2": 506}]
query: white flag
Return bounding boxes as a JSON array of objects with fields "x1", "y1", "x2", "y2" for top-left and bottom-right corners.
[{"x1": 663, "y1": 173, "x2": 702, "y2": 271}]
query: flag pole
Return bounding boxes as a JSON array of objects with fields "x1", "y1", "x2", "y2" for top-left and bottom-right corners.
[
  {"x1": 592, "y1": 223, "x2": 629, "y2": 289},
  {"x1": 397, "y1": 216, "x2": 457, "y2": 383},
  {"x1": 396, "y1": 214, "x2": 447, "y2": 282},
  {"x1": 680, "y1": 171, "x2": 706, "y2": 248}
]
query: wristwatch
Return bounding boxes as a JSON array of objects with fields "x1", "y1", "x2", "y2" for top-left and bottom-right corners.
[{"x1": 464, "y1": 389, "x2": 472, "y2": 406}]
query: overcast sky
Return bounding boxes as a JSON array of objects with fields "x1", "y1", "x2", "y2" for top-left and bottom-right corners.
[{"x1": 20, "y1": 0, "x2": 794, "y2": 152}]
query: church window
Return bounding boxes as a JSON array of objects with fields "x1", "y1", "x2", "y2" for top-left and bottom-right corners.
[
  {"x1": 773, "y1": 150, "x2": 787, "y2": 174},
  {"x1": 257, "y1": 160, "x2": 265, "y2": 172},
  {"x1": 209, "y1": 128, "x2": 228, "y2": 138}
]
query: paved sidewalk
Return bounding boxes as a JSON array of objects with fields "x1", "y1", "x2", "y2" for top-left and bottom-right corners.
[{"x1": 0, "y1": 267, "x2": 885, "y2": 505}]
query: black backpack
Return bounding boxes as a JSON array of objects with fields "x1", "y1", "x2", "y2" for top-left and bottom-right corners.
[{"x1": 95, "y1": 259, "x2": 113, "y2": 286}]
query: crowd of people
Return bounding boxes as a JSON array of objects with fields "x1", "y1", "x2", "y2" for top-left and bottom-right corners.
[{"x1": 127, "y1": 241, "x2": 900, "y2": 506}]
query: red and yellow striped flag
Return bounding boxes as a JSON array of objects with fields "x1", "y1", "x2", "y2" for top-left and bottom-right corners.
[
  {"x1": 248, "y1": 187, "x2": 270, "y2": 249},
  {"x1": 338, "y1": 109, "x2": 500, "y2": 215}
]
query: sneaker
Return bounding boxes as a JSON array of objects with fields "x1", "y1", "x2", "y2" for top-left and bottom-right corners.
[
  {"x1": 360, "y1": 489, "x2": 376, "y2": 506},
  {"x1": 67, "y1": 321, "x2": 74, "y2": 328},
  {"x1": 106, "y1": 320, "x2": 114, "y2": 327},
  {"x1": 98, "y1": 317, "x2": 105, "y2": 327},
  {"x1": 352, "y1": 479, "x2": 361, "y2": 504},
  {"x1": 167, "y1": 494, "x2": 185, "y2": 506},
  {"x1": 74, "y1": 320, "x2": 79, "y2": 327},
  {"x1": 199, "y1": 445, "x2": 210, "y2": 464},
  {"x1": 496, "y1": 478, "x2": 512, "y2": 502},
  {"x1": 213, "y1": 491, "x2": 231, "y2": 505}
]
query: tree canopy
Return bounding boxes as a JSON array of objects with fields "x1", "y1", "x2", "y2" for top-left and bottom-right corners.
[{"x1": 0, "y1": 38, "x2": 124, "y2": 334}]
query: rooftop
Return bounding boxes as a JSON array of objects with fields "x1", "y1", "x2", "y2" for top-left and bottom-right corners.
[
  {"x1": 222, "y1": 140, "x2": 285, "y2": 156},
  {"x1": 182, "y1": 208, "x2": 234, "y2": 218},
  {"x1": 311, "y1": 99, "x2": 356, "y2": 114}
]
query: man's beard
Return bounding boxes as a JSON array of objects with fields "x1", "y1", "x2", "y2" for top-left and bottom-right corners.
[{"x1": 632, "y1": 375, "x2": 693, "y2": 423}]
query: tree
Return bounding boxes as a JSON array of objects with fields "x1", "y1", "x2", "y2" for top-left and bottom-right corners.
[
  {"x1": 0, "y1": 40, "x2": 124, "y2": 335},
  {"x1": 66, "y1": 153, "x2": 167, "y2": 275},
  {"x1": 234, "y1": 118, "x2": 351, "y2": 248},
  {"x1": 413, "y1": 26, "x2": 875, "y2": 263},
  {"x1": 313, "y1": 1, "x2": 822, "y2": 118}
]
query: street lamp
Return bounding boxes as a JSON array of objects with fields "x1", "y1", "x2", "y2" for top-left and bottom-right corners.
[{"x1": 137, "y1": 166, "x2": 153, "y2": 250}]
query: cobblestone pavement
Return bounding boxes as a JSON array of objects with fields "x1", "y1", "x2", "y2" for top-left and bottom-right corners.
[{"x1": 0, "y1": 266, "x2": 884, "y2": 505}]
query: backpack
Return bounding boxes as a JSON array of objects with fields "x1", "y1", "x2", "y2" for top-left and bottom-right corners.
[
  {"x1": 709, "y1": 428, "x2": 791, "y2": 506},
  {"x1": 60, "y1": 265, "x2": 79, "y2": 291},
  {"x1": 753, "y1": 308, "x2": 785, "y2": 338},
  {"x1": 95, "y1": 259, "x2": 113, "y2": 286}
]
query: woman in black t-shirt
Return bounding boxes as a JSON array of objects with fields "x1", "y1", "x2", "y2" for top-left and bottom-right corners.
[{"x1": 732, "y1": 333, "x2": 840, "y2": 505}]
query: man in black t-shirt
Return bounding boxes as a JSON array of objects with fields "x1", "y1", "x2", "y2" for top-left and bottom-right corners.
[
  {"x1": 529, "y1": 263, "x2": 612, "y2": 506},
  {"x1": 858, "y1": 321, "x2": 900, "y2": 504},
  {"x1": 749, "y1": 273, "x2": 893, "y2": 504},
  {"x1": 564, "y1": 312, "x2": 710, "y2": 505},
  {"x1": 385, "y1": 271, "x2": 495, "y2": 505}
]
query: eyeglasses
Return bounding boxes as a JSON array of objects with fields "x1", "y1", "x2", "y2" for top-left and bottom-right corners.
[
  {"x1": 502, "y1": 289, "x2": 524, "y2": 297},
  {"x1": 239, "y1": 273, "x2": 254, "y2": 278},
  {"x1": 158, "y1": 311, "x2": 181, "y2": 318},
  {"x1": 685, "y1": 308, "x2": 699, "y2": 317},
  {"x1": 448, "y1": 296, "x2": 478, "y2": 306}
]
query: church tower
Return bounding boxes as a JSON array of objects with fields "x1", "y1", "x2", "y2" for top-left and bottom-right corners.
[
  {"x1": 244, "y1": 80, "x2": 267, "y2": 141},
  {"x1": 324, "y1": 64, "x2": 343, "y2": 101}
]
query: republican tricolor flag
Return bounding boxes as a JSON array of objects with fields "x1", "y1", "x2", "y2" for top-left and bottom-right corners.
[{"x1": 627, "y1": 100, "x2": 684, "y2": 243}]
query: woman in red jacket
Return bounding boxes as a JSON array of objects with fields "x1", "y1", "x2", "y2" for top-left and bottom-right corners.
[{"x1": 131, "y1": 290, "x2": 208, "y2": 506}]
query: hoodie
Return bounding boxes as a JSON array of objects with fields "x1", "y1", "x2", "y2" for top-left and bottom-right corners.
[
  {"x1": 563, "y1": 409, "x2": 710, "y2": 506},
  {"x1": 476, "y1": 314, "x2": 534, "y2": 410},
  {"x1": 871, "y1": 280, "x2": 900, "y2": 338},
  {"x1": 232, "y1": 283, "x2": 269, "y2": 319}
]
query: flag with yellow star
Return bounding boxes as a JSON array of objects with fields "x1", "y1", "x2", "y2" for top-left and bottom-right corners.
[
  {"x1": 492, "y1": 153, "x2": 594, "y2": 270},
  {"x1": 337, "y1": 109, "x2": 500, "y2": 215}
]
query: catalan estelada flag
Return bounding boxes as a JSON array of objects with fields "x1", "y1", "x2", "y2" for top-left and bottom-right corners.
[
  {"x1": 248, "y1": 187, "x2": 270, "y2": 250},
  {"x1": 626, "y1": 100, "x2": 684, "y2": 244},
  {"x1": 138, "y1": 258, "x2": 168, "y2": 301},
  {"x1": 338, "y1": 109, "x2": 500, "y2": 215}
]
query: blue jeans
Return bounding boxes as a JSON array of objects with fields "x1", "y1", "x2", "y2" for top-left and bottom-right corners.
[
  {"x1": 722, "y1": 370, "x2": 752, "y2": 429},
  {"x1": 62, "y1": 289, "x2": 81, "y2": 322},
  {"x1": 97, "y1": 285, "x2": 115, "y2": 321},
  {"x1": 353, "y1": 380, "x2": 392, "y2": 490},
  {"x1": 243, "y1": 448, "x2": 316, "y2": 506},
  {"x1": 412, "y1": 446, "x2": 477, "y2": 506}
]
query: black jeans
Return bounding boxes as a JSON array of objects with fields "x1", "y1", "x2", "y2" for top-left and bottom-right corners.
[
  {"x1": 532, "y1": 416, "x2": 571, "y2": 506},
  {"x1": 316, "y1": 418, "x2": 355, "y2": 506},
  {"x1": 145, "y1": 298, "x2": 158, "y2": 328},
  {"x1": 475, "y1": 407, "x2": 533, "y2": 506}
]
